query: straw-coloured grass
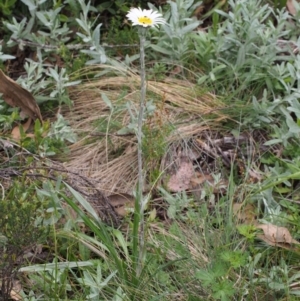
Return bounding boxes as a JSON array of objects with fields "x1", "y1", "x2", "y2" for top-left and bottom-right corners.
[{"x1": 62, "y1": 66, "x2": 229, "y2": 194}]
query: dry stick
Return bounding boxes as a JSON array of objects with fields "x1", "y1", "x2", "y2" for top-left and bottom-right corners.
[
  {"x1": 10, "y1": 38, "x2": 138, "y2": 50},
  {"x1": 9, "y1": 38, "x2": 299, "y2": 53},
  {"x1": 0, "y1": 165, "x2": 120, "y2": 226}
]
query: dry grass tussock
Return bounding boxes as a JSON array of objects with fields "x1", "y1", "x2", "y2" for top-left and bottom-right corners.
[{"x1": 63, "y1": 65, "x2": 229, "y2": 194}]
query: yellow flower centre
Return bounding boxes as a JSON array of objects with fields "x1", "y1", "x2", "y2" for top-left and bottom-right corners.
[{"x1": 138, "y1": 16, "x2": 153, "y2": 25}]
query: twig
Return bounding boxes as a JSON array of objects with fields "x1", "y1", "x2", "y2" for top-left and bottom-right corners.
[
  {"x1": 0, "y1": 165, "x2": 120, "y2": 226},
  {"x1": 10, "y1": 38, "x2": 138, "y2": 50}
]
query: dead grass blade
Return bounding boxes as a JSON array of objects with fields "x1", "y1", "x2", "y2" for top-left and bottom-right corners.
[{"x1": 63, "y1": 66, "x2": 229, "y2": 193}]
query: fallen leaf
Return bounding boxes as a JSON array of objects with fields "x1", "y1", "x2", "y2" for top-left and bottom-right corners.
[
  {"x1": 233, "y1": 203, "x2": 257, "y2": 225},
  {"x1": 248, "y1": 169, "x2": 263, "y2": 183},
  {"x1": 11, "y1": 118, "x2": 32, "y2": 141},
  {"x1": 10, "y1": 280, "x2": 22, "y2": 301},
  {"x1": 287, "y1": 0, "x2": 297, "y2": 15},
  {"x1": 167, "y1": 156, "x2": 194, "y2": 192},
  {"x1": 170, "y1": 65, "x2": 182, "y2": 76},
  {"x1": 256, "y1": 224, "x2": 300, "y2": 246},
  {"x1": 107, "y1": 193, "x2": 135, "y2": 217},
  {"x1": 190, "y1": 172, "x2": 228, "y2": 194},
  {"x1": 0, "y1": 70, "x2": 42, "y2": 121},
  {"x1": 0, "y1": 139, "x2": 14, "y2": 148},
  {"x1": 190, "y1": 173, "x2": 213, "y2": 186},
  {"x1": 189, "y1": 173, "x2": 213, "y2": 198}
]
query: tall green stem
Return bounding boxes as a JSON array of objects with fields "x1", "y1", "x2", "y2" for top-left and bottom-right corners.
[{"x1": 136, "y1": 27, "x2": 147, "y2": 277}]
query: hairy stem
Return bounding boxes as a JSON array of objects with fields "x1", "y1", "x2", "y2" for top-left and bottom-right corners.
[{"x1": 136, "y1": 27, "x2": 147, "y2": 277}]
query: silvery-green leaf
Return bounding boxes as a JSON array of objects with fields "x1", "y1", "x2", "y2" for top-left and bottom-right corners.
[
  {"x1": 101, "y1": 93, "x2": 113, "y2": 110},
  {"x1": 0, "y1": 54, "x2": 15, "y2": 61},
  {"x1": 150, "y1": 45, "x2": 173, "y2": 55},
  {"x1": 117, "y1": 127, "x2": 134, "y2": 135},
  {"x1": 20, "y1": 0, "x2": 37, "y2": 11}
]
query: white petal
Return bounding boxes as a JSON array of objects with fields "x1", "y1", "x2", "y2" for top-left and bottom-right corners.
[{"x1": 126, "y1": 7, "x2": 166, "y2": 27}]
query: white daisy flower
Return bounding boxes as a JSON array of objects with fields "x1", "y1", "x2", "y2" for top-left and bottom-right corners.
[{"x1": 126, "y1": 7, "x2": 166, "y2": 28}]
